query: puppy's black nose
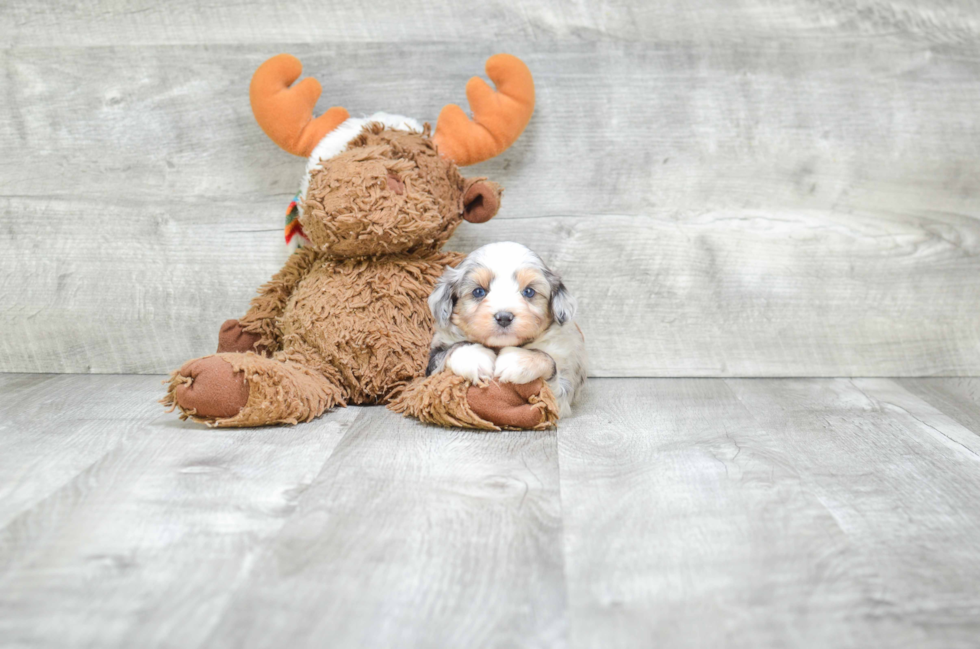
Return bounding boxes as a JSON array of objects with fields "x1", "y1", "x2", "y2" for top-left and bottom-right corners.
[{"x1": 494, "y1": 311, "x2": 514, "y2": 327}]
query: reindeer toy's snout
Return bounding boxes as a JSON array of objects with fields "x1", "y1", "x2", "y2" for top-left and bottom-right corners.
[{"x1": 162, "y1": 53, "x2": 559, "y2": 430}]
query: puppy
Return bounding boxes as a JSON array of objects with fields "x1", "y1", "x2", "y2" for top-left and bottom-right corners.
[{"x1": 426, "y1": 242, "x2": 587, "y2": 417}]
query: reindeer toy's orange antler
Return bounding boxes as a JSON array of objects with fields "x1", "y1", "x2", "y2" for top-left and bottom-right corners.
[
  {"x1": 249, "y1": 54, "x2": 350, "y2": 158},
  {"x1": 433, "y1": 54, "x2": 536, "y2": 166},
  {"x1": 249, "y1": 52, "x2": 534, "y2": 166}
]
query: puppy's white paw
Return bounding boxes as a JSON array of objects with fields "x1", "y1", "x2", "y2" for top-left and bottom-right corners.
[
  {"x1": 447, "y1": 344, "x2": 496, "y2": 384},
  {"x1": 493, "y1": 347, "x2": 555, "y2": 385}
]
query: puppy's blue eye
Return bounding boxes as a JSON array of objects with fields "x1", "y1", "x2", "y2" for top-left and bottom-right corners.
[
  {"x1": 472, "y1": 287, "x2": 487, "y2": 299},
  {"x1": 522, "y1": 287, "x2": 536, "y2": 299}
]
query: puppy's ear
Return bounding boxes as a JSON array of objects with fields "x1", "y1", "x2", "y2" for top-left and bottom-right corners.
[
  {"x1": 460, "y1": 178, "x2": 502, "y2": 223},
  {"x1": 428, "y1": 265, "x2": 462, "y2": 327},
  {"x1": 550, "y1": 279, "x2": 577, "y2": 325}
]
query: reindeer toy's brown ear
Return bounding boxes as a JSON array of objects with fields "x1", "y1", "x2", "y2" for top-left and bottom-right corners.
[{"x1": 460, "y1": 178, "x2": 502, "y2": 223}]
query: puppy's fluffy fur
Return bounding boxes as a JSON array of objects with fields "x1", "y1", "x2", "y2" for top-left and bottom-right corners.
[{"x1": 427, "y1": 242, "x2": 587, "y2": 416}]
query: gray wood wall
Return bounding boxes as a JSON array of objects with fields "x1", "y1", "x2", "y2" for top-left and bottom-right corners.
[{"x1": 2, "y1": 1, "x2": 979, "y2": 376}]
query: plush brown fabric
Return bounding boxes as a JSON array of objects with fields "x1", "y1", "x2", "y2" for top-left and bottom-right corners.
[
  {"x1": 165, "y1": 125, "x2": 554, "y2": 430},
  {"x1": 388, "y1": 374, "x2": 559, "y2": 431},
  {"x1": 167, "y1": 355, "x2": 251, "y2": 419},
  {"x1": 461, "y1": 178, "x2": 502, "y2": 224},
  {"x1": 467, "y1": 379, "x2": 558, "y2": 429},
  {"x1": 163, "y1": 352, "x2": 343, "y2": 427},
  {"x1": 217, "y1": 319, "x2": 267, "y2": 355},
  {"x1": 301, "y1": 124, "x2": 466, "y2": 258},
  {"x1": 237, "y1": 247, "x2": 320, "y2": 355},
  {"x1": 261, "y1": 249, "x2": 462, "y2": 405}
]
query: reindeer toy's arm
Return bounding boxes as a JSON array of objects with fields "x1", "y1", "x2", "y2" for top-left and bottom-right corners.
[{"x1": 217, "y1": 247, "x2": 318, "y2": 356}]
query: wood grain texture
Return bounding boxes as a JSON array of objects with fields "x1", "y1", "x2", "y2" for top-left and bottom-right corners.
[
  {"x1": 0, "y1": 374, "x2": 159, "y2": 528},
  {"x1": 2, "y1": 375, "x2": 980, "y2": 646},
  {"x1": 4, "y1": 17, "x2": 980, "y2": 376},
  {"x1": 559, "y1": 378, "x2": 980, "y2": 648},
  {"x1": 727, "y1": 378, "x2": 980, "y2": 648},
  {"x1": 454, "y1": 211, "x2": 980, "y2": 377},
  {"x1": 2, "y1": 0, "x2": 979, "y2": 46},
  {"x1": 897, "y1": 378, "x2": 980, "y2": 437},
  {"x1": 6, "y1": 43, "x2": 980, "y2": 215},
  {"x1": 206, "y1": 406, "x2": 566, "y2": 649},
  {"x1": 0, "y1": 374, "x2": 361, "y2": 648},
  {"x1": 4, "y1": 203, "x2": 978, "y2": 376},
  {"x1": 0, "y1": 197, "x2": 289, "y2": 374}
]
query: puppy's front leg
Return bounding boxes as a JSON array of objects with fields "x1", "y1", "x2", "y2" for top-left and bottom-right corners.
[
  {"x1": 447, "y1": 344, "x2": 497, "y2": 384},
  {"x1": 494, "y1": 347, "x2": 556, "y2": 385}
]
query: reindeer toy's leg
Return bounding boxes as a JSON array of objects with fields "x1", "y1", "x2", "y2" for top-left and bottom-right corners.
[
  {"x1": 164, "y1": 352, "x2": 343, "y2": 427},
  {"x1": 162, "y1": 249, "x2": 345, "y2": 427},
  {"x1": 390, "y1": 374, "x2": 560, "y2": 431}
]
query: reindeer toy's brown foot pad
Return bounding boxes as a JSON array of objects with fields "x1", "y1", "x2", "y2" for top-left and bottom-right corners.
[
  {"x1": 467, "y1": 380, "x2": 557, "y2": 429},
  {"x1": 388, "y1": 372, "x2": 560, "y2": 431},
  {"x1": 163, "y1": 353, "x2": 344, "y2": 428},
  {"x1": 169, "y1": 356, "x2": 251, "y2": 419}
]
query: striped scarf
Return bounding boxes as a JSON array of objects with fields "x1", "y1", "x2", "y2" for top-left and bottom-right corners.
[{"x1": 284, "y1": 193, "x2": 310, "y2": 251}]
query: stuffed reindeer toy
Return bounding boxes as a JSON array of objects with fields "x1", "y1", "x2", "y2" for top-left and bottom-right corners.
[{"x1": 163, "y1": 53, "x2": 560, "y2": 430}]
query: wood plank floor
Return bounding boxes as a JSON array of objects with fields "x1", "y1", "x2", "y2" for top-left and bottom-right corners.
[{"x1": 1, "y1": 375, "x2": 979, "y2": 648}]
